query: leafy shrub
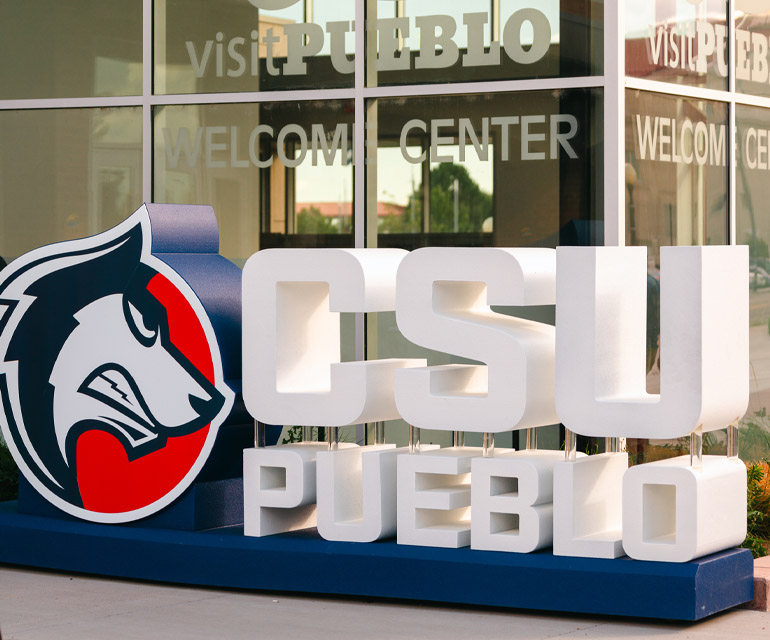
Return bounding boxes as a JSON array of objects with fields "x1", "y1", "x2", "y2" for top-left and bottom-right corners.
[
  {"x1": 743, "y1": 460, "x2": 770, "y2": 558},
  {"x1": 282, "y1": 425, "x2": 304, "y2": 444},
  {"x1": 740, "y1": 409, "x2": 770, "y2": 462}
]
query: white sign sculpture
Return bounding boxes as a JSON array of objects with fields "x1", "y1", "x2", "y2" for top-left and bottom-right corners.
[{"x1": 241, "y1": 245, "x2": 749, "y2": 563}]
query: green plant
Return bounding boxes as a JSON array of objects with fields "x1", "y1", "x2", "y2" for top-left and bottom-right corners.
[
  {"x1": 0, "y1": 437, "x2": 19, "y2": 501},
  {"x1": 296, "y1": 207, "x2": 350, "y2": 235},
  {"x1": 746, "y1": 232, "x2": 770, "y2": 259},
  {"x1": 281, "y1": 425, "x2": 355, "y2": 445},
  {"x1": 559, "y1": 438, "x2": 600, "y2": 455},
  {"x1": 742, "y1": 460, "x2": 770, "y2": 558},
  {"x1": 282, "y1": 425, "x2": 305, "y2": 444},
  {"x1": 382, "y1": 163, "x2": 493, "y2": 235},
  {"x1": 584, "y1": 442, "x2": 599, "y2": 456},
  {"x1": 739, "y1": 409, "x2": 770, "y2": 462}
]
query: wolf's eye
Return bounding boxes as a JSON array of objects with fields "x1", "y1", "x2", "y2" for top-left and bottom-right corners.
[{"x1": 127, "y1": 301, "x2": 159, "y2": 343}]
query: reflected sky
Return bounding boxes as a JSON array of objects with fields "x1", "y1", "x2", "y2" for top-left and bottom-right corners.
[{"x1": 626, "y1": 0, "x2": 726, "y2": 38}]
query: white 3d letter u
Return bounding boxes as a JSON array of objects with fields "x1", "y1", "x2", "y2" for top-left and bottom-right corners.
[{"x1": 555, "y1": 246, "x2": 748, "y2": 439}]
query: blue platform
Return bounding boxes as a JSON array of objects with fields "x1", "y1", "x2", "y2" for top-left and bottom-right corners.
[{"x1": 0, "y1": 501, "x2": 754, "y2": 621}]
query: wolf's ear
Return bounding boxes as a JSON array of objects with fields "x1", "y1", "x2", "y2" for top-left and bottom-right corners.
[{"x1": 24, "y1": 217, "x2": 145, "y2": 303}]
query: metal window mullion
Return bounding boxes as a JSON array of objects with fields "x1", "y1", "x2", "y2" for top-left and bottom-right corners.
[
  {"x1": 0, "y1": 81, "x2": 611, "y2": 112},
  {"x1": 491, "y1": 0, "x2": 500, "y2": 43},
  {"x1": 603, "y1": 0, "x2": 625, "y2": 247},
  {"x1": 733, "y1": 92, "x2": 770, "y2": 109},
  {"x1": 728, "y1": 0, "x2": 737, "y2": 246},
  {"x1": 363, "y1": 75, "x2": 604, "y2": 100},
  {"x1": 142, "y1": 0, "x2": 153, "y2": 203},
  {"x1": 354, "y1": 0, "x2": 366, "y2": 445},
  {"x1": 624, "y1": 77, "x2": 732, "y2": 104},
  {"x1": 0, "y1": 91, "x2": 357, "y2": 109},
  {"x1": 355, "y1": 0, "x2": 366, "y2": 251},
  {"x1": 149, "y1": 88, "x2": 356, "y2": 106},
  {"x1": 0, "y1": 97, "x2": 143, "y2": 110}
]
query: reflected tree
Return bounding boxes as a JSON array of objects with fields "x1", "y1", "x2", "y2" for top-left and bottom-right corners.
[
  {"x1": 296, "y1": 206, "x2": 350, "y2": 234},
  {"x1": 379, "y1": 163, "x2": 493, "y2": 234}
]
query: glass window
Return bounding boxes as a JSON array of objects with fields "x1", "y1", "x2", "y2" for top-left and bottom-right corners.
[
  {"x1": 625, "y1": 90, "x2": 727, "y2": 254},
  {"x1": 0, "y1": 1, "x2": 142, "y2": 99},
  {"x1": 155, "y1": 0, "x2": 355, "y2": 95},
  {"x1": 154, "y1": 100, "x2": 354, "y2": 263},
  {"x1": 374, "y1": 89, "x2": 603, "y2": 250},
  {"x1": 625, "y1": 0, "x2": 728, "y2": 91},
  {"x1": 625, "y1": 89, "x2": 728, "y2": 463},
  {"x1": 736, "y1": 103, "x2": 770, "y2": 460},
  {"x1": 367, "y1": 0, "x2": 602, "y2": 87},
  {"x1": 0, "y1": 108, "x2": 143, "y2": 261},
  {"x1": 735, "y1": 1, "x2": 770, "y2": 98},
  {"x1": 369, "y1": 88, "x2": 602, "y2": 448}
]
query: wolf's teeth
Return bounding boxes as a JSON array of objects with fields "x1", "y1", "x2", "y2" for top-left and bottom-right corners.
[{"x1": 98, "y1": 372, "x2": 130, "y2": 403}]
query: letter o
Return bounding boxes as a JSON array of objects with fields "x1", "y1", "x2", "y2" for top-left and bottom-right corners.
[
  {"x1": 502, "y1": 9, "x2": 551, "y2": 65},
  {"x1": 277, "y1": 124, "x2": 308, "y2": 168},
  {"x1": 694, "y1": 121, "x2": 709, "y2": 166}
]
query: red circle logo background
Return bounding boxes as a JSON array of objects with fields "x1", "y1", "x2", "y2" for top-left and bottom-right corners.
[{"x1": 76, "y1": 273, "x2": 214, "y2": 513}]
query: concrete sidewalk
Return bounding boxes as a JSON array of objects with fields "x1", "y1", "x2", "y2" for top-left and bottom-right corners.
[{"x1": 1, "y1": 566, "x2": 769, "y2": 640}]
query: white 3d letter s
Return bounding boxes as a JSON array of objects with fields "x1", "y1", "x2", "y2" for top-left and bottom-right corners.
[{"x1": 394, "y1": 247, "x2": 559, "y2": 432}]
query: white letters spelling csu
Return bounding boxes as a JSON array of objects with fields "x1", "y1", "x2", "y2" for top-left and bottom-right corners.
[{"x1": 243, "y1": 247, "x2": 747, "y2": 441}]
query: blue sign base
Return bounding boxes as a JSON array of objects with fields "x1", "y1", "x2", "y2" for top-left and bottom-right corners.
[{"x1": 0, "y1": 501, "x2": 753, "y2": 621}]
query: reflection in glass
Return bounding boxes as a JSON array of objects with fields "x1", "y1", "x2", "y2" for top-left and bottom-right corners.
[
  {"x1": 376, "y1": 147, "x2": 423, "y2": 234},
  {"x1": 295, "y1": 146, "x2": 354, "y2": 236},
  {"x1": 0, "y1": 1, "x2": 142, "y2": 99},
  {"x1": 625, "y1": 0, "x2": 727, "y2": 91},
  {"x1": 155, "y1": 0, "x2": 355, "y2": 95},
  {"x1": 375, "y1": 90, "x2": 602, "y2": 251},
  {"x1": 0, "y1": 108, "x2": 143, "y2": 261},
  {"x1": 625, "y1": 90, "x2": 727, "y2": 259},
  {"x1": 625, "y1": 89, "x2": 728, "y2": 463},
  {"x1": 737, "y1": 104, "x2": 770, "y2": 461},
  {"x1": 735, "y1": 1, "x2": 770, "y2": 98},
  {"x1": 154, "y1": 100, "x2": 353, "y2": 262},
  {"x1": 376, "y1": 145, "x2": 493, "y2": 237}
]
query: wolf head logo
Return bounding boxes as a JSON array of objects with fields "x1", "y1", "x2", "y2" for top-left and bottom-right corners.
[{"x1": 0, "y1": 207, "x2": 234, "y2": 523}]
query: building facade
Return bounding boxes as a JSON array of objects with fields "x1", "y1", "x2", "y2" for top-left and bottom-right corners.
[{"x1": 1, "y1": 0, "x2": 767, "y2": 458}]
